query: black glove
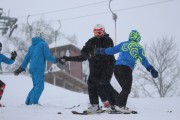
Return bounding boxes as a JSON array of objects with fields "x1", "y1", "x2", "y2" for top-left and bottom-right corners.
[
  {"x1": 96, "y1": 48, "x2": 106, "y2": 55},
  {"x1": 14, "y1": 67, "x2": 25, "y2": 76},
  {"x1": 11, "y1": 51, "x2": 17, "y2": 60},
  {"x1": 61, "y1": 56, "x2": 71, "y2": 61},
  {"x1": 56, "y1": 58, "x2": 65, "y2": 65},
  {"x1": 146, "y1": 65, "x2": 158, "y2": 78}
]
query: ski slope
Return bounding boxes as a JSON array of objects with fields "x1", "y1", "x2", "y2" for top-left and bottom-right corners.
[{"x1": 0, "y1": 74, "x2": 179, "y2": 120}]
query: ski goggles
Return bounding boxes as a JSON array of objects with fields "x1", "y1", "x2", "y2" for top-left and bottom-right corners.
[{"x1": 93, "y1": 29, "x2": 104, "y2": 37}]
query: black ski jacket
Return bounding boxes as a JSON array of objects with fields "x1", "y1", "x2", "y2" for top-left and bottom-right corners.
[{"x1": 67, "y1": 34, "x2": 115, "y2": 71}]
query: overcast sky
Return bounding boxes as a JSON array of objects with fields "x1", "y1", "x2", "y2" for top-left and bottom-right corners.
[{"x1": 1, "y1": 0, "x2": 180, "y2": 51}]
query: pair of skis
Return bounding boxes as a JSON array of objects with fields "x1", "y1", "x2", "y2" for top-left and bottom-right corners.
[
  {"x1": 71, "y1": 110, "x2": 138, "y2": 115},
  {"x1": 72, "y1": 110, "x2": 106, "y2": 115},
  {"x1": 58, "y1": 104, "x2": 138, "y2": 115}
]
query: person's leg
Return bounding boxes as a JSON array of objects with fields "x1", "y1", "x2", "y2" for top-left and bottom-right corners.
[
  {"x1": 0, "y1": 80, "x2": 6, "y2": 101},
  {"x1": 87, "y1": 75, "x2": 98, "y2": 105},
  {"x1": 86, "y1": 75, "x2": 102, "y2": 113},
  {"x1": 25, "y1": 88, "x2": 34, "y2": 105},
  {"x1": 114, "y1": 65, "x2": 132, "y2": 107},
  {"x1": 25, "y1": 70, "x2": 35, "y2": 105},
  {"x1": 26, "y1": 69, "x2": 44, "y2": 105},
  {"x1": 97, "y1": 68, "x2": 118, "y2": 106}
]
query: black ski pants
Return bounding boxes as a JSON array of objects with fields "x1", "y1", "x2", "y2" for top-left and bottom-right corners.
[
  {"x1": 114, "y1": 65, "x2": 132, "y2": 107},
  {"x1": 0, "y1": 80, "x2": 6, "y2": 100},
  {"x1": 87, "y1": 67, "x2": 118, "y2": 105}
]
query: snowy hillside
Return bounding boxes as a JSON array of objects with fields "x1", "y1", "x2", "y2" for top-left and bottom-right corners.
[{"x1": 0, "y1": 74, "x2": 179, "y2": 120}]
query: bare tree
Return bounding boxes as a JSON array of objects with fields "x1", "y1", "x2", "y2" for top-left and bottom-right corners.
[{"x1": 133, "y1": 36, "x2": 180, "y2": 97}]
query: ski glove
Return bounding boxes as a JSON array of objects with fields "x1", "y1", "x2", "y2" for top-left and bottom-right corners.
[
  {"x1": 56, "y1": 58, "x2": 65, "y2": 65},
  {"x1": 96, "y1": 48, "x2": 106, "y2": 55},
  {"x1": 11, "y1": 51, "x2": 17, "y2": 60},
  {"x1": 14, "y1": 67, "x2": 25, "y2": 76},
  {"x1": 61, "y1": 56, "x2": 71, "y2": 61},
  {"x1": 146, "y1": 65, "x2": 158, "y2": 78}
]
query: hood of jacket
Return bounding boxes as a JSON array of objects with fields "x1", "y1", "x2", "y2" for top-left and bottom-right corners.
[{"x1": 32, "y1": 37, "x2": 44, "y2": 46}]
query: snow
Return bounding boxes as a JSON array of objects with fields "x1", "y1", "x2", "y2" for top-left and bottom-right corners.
[{"x1": 0, "y1": 74, "x2": 180, "y2": 120}]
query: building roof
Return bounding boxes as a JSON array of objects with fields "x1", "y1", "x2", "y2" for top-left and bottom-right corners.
[{"x1": 49, "y1": 37, "x2": 77, "y2": 48}]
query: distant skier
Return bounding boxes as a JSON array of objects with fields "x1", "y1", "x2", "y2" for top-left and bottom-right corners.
[
  {"x1": 95, "y1": 30, "x2": 158, "y2": 113},
  {"x1": 0, "y1": 42, "x2": 17, "y2": 107},
  {"x1": 14, "y1": 30, "x2": 64, "y2": 105},
  {"x1": 61, "y1": 24, "x2": 118, "y2": 113}
]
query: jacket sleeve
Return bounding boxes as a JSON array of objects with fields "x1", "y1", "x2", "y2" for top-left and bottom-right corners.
[
  {"x1": 43, "y1": 42, "x2": 57, "y2": 63},
  {"x1": 138, "y1": 47, "x2": 151, "y2": 68},
  {"x1": 105, "y1": 43, "x2": 122, "y2": 55},
  {"x1": 0, "y1": 54, "x2": 14, "y2": 64},
  {"x1": 68, "y1": 54, "x2": 87, "y2": 62},
  {"x1": 21, "y1": 48, "x2": 31, "y2": 69},
  {"x1": 81, "y1": 40, "x2": 95, "y2": 58}
]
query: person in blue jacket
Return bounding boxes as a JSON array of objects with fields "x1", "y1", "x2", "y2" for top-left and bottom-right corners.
[
  {"x1": 96, "y1": 30, "x2": 158, "y2": 113},
  {"x1": 14, "y1": 30, "x2": 64, "y2": 105},
  {"x1": 0, "y1": 42, "x2": 17, "y2": 107}
]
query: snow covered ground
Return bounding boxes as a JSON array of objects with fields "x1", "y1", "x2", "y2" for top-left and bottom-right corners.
[{"x1": 0, "y1": 74, "x2": 179, "y2": 120}]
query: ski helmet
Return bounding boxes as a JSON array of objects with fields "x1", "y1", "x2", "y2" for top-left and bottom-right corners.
[
  {"x1": 93, "y1": 24, "x2": 105, "y2": 38},
  {"x1": 36, "y1": 29, "x2": 43, "y2": 38},
  {"x1": 129, "y1": 30, "x2": 141, "y2": 42}
]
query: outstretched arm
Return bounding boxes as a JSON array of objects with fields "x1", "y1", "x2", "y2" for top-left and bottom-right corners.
[
  {"x1": 0, "y1": 54, "x2": 15, "y2": 65},
  {"x1": 138, "y1": 47, "x2": 158, "y2": 78},
  {"x1": 96, "y1": 43, "x2": 122, "y2": 55},
  {"x1": 0, "y1": 51, "x2": 17, "y2": 64},
  {"x1": 21, "y1": 48, "x2": 31, "y2": 69},
  {"x1": 61, "y1": 54, "x2": 87, "y2": 62},
  {"x1": 43, "y1": 42, "x2": 57, "y2": 63}
]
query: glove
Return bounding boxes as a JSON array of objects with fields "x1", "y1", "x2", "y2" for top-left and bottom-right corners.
[
  {"x1": 61, "y1": 56, "x2": 71, "y2": 61},
  {"x1": 146, "y1": 65, "x2": 158, "y2": 78},
  {"x1": 14, "y1": 67, "x2": 25, "y2": 76},
  {"x1": 11, "y1": 51, "x2": 17, "y2": 60},
  {"x1": 56, "y1": 58, "x2": 65, "y2": 65},
  {"x1": 96, "y1": 48, "x2": 106, "y2": 55}
]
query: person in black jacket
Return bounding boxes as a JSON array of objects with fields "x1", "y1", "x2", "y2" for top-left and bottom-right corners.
[{"x1": 61, "y1": 24, "x2": 118, "y2": 113}]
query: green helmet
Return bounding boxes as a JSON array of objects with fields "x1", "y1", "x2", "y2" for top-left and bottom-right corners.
[{"x1": 129, "y1": 30, "x2": 141, "y2": 42}]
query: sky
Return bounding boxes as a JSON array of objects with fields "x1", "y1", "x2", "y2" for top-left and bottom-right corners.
[
  {"x1": 1, "y1": 0, "x2": 180, "y2": 48},
  {"x1": 0, "y1": 74, "x2": 180, "y2": 120}
]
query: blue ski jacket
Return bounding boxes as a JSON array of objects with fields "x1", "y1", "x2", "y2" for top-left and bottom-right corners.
[
  {"x1": 105, "y1": 40, "x2": 151, "y2": 70},
  {"x1": 20, "y1": 37, "x2": 57, "y2": 72},
  {"x1": 0, "y1": 54, "x2": 15, "y2": 64}
]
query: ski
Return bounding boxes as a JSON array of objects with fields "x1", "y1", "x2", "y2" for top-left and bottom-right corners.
[
  {"x1": 108, "y1": 110, "x2": 138, "y2": 114},
  {"x1": 65, "y1": 104, "x2": 80, "y2": 109},
  {"x1": 72, "y1": 110, "x2": 106, "y2": 115}
]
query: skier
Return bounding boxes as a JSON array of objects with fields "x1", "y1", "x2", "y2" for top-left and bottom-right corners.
[
  {"x1": 14, "y1": 30, "x2": 64, "y2": 105},
  {"x1": 0, "y1": 42, "x2": 17, "y2": 107},
  {"x1": 95, "y1": 30, "x2": 158, "y2": 113},
  {"x1": 61, "y1": 24, "x2": 118, "y2": 113}
]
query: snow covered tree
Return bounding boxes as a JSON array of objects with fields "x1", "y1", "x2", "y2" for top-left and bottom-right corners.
[{"x1": 133, "y1": 36, "x2": 180, "y2": 97}]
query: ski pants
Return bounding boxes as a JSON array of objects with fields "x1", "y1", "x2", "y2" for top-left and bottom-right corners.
[
  {"x1": 0, "y1": 80, "x2": 6, "y2": 100},
  {"x1": 87, "y1": 67, "x2": 118, "y2": 105},
  {"x1": 114, "y1": 65, "x2": 132, "y2": 107},
  {"x1": 25, "y1": 68, "x2": 44, "y2": 105}
]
